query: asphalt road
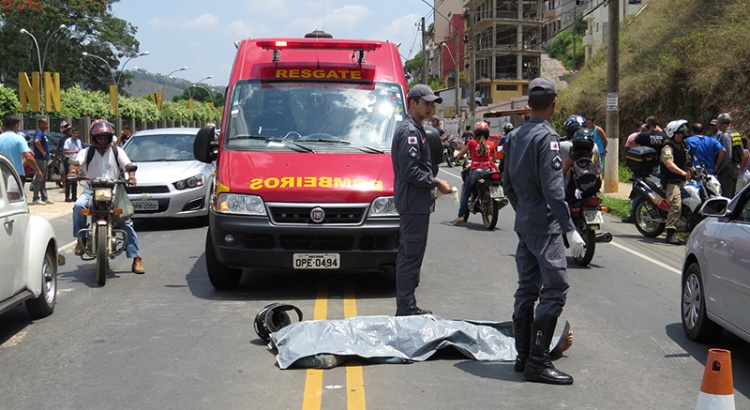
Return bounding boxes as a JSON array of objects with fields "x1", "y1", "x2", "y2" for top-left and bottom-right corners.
[{"x1": 2, "y1": 168, "x2": 748, "y2": 409}]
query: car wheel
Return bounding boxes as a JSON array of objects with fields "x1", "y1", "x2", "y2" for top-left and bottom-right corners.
[
  {"x1": 681, "y1": 262, "x2": 722, "y2": 342},
  {"x1": 26, "y1": 247, "x2": 57, "y2": 319},
  {"x1": 205, "y1": 230, "x2": 242, "y2": 289}
]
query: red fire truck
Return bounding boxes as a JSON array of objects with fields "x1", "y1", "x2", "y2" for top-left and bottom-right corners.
[{"x1": 194, "y1": 35, "x2": 407, "y2": 289}]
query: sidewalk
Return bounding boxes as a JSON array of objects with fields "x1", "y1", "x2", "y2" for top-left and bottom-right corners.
[
  {"x1": 25, "y1": 179, "x2": 75, "y2": 221},
  {"x1": 600, "y1": 181, "x2": 632, "y2": 201}
]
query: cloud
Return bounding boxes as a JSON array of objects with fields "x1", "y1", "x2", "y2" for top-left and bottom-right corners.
[
  {"x1": 148, "y1": 16, "x2": 175, "y2": 30},
  {"x1": 376, "y1": 13, "x2": 420, "y2": 44},
  {"x1": 244, "y1": 0, "x2": 289, "y2": 15},
  {"x1": 186, "y1": 13, "x2": 219, "y2": 29},
  {"x1": 226, "y1": 19, "x2": 258, "y2": 38},
  {"x1": 287, "y1": 4, "x2": 372, "y2": 34}
]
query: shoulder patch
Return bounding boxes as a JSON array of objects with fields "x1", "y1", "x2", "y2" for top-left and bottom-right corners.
[
  {"x1": 408, "y1": 146, "x2": 418, "y2": 158},
  {"x1": 408, "y1": 136, "x2": 418, "y2": 145},
  {"x1": 550, "y1": 141, "x2": 559, "y2": 151},
  {"x1": 551, "y1": 155, "x2": 563, "y2": 170}
]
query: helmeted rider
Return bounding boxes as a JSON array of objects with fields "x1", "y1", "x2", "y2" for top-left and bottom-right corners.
[
  {"x1": 452, "y1": 121, "x2": 497, "y2": 225},
  {"x1": 661, "y1": 119, "x2": 692, "y2": 245},
  {"x1": 497, "y1": 122, "x2": 515, "y2": 163},
  {"x1": 559, "y1": 115, "x2": 600, "y2": 185},
  {"x1": 72, "y1": 120, "x2": 145, "y2": 274},
  {"x1": 562, "y1": 127, "x2": 601, "y2": 200}
]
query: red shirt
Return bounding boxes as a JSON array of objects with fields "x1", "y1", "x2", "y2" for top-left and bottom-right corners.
[{"x1": 467, "y1": 139, "x2": 495, "y2": 169}]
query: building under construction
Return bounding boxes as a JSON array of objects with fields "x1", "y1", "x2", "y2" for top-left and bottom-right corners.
[{"x1": 464, "y1": 0, "x2": 543, "y2": 107}]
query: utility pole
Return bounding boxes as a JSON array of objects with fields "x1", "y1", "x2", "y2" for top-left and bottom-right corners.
[
  {"x1": 421, "y1": 17, "x2": 427, "y2": 83},
  {"x1": 467, "y1": 10, "x2": 476, "y2": 123},
  {"x1": 604, "y1": 0, "x2": 620, "y2": 193},
  {"x1": 454, "y1": 23, "x2": 460, "y2": 119}
]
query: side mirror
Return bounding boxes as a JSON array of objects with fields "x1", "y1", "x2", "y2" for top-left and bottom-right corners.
[
  {"x1": 700, "y1": 197, "x2": 730, "y2": 218},
  {"x1": 194, "y1": 125, "x2": 218, "y2": 163},
  {"x1": 125, "y1": 164, "x2": 138, "y2": 173}
]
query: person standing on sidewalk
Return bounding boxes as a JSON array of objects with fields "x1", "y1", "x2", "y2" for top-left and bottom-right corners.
[
  {"x1": 0, "y1": 115, "x2": 42, "y2": 190},
  {"x1": 713, "y1": 113, "x2": 736, "y2": 198},
  {"x1": 586, "y1": 117, "x2": 608, "y2": 173},
  {"x1": 503, "y1": 78, "x2": 584, "y2": 385},
  {"x1": 31, "y1": 116, "x2": 52, "y2": 205},
  {"x1": 62, "y1": 126, "x2": 82, "y2": 202}
]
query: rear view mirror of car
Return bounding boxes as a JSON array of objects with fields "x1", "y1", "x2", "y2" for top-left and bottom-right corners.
[
  {"x1": 700, "y1": 197, "x2": 729, "y2": 218},
  {"x1": 194, "y1": 125, "x2": 218, "y2": 163}
]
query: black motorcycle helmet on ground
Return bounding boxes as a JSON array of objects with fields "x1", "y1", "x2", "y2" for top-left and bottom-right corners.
[{"x1": 254, "y1": 303, "x2": 303, "y2": 342}]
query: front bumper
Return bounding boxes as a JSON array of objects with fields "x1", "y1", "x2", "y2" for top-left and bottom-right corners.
[{"x1": 209, "y1": 210, "x2": 400, "y2": 272}]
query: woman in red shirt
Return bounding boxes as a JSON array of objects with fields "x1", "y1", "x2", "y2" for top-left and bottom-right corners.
[{"x1": 452, "y1": 121, "x2": 496, "y2": 225}]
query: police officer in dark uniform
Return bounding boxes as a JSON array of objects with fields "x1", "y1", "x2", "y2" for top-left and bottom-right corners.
[
  {"x1": 391, "y1": 84, "x2": 453, "y2": 316},
  {"x1": 502, "y1": 78, "x2": 585, "y2": 385}
]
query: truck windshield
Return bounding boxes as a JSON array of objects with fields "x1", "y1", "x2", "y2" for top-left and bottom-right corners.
[{"x1": 225, "y1": 81, "x2": 405, "y2": 151}]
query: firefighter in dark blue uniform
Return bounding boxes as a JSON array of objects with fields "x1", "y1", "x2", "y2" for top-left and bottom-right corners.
[
  {"x1": 391, "y1": 84, "x2": 453, "y2": 316},
  {"x1": 502, "y1": 78, "x2": 585, "y2": 385}
]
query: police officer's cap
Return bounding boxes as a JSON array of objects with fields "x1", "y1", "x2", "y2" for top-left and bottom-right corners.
[
  {"x1": 408, "y1": 84, "x2": 443, "y2": 104},
  {"x1": 528, "y1": 77, "x2": 557, "y2": 96}
]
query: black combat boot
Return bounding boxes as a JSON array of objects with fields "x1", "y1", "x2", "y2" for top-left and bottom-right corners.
[
  {"x1": 523, "y1": 316, "x2": 574, "y2": 385},
  {"x1": 665, "y1": 229, "x2": 683, "y2": 245},
  {"x1": 513, "y1": 307, "x2": 534, "y2": 372}
]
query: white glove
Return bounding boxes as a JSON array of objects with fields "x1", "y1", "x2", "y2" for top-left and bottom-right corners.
[
  {"x1": 566, "y1": 230, "x2": 586, "y2": 259},
  {"x1": 574, "y1": 188, "x2": 582, "y2": 199}
]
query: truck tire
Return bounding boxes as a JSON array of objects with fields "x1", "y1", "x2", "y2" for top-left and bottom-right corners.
[{"x1": 205, "y1": 230, "x2": 242, "y2": 289}]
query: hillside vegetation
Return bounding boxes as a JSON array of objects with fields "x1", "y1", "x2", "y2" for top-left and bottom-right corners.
[{"x1": 555, "y1": 0, "x2": 750, "y2": 140}]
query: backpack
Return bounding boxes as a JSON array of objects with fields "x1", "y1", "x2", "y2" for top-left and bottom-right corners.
[
  {"x1": 572, "y1": 156, "x2": 601, "y2": 198},
  {"x1": 85, "y1": 145, "x2": 122, "y2": 177}
]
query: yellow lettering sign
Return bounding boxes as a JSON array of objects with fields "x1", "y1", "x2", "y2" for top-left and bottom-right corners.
[
  {"x1": 248, "y1": 176, "x2": 383, "y2": 191},
  {"x1": 275, "y1": 68, "x2": 362, "y2": 80}
]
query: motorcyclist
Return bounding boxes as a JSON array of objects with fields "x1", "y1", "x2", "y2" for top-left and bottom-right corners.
[
  {"x1": 496, "y1": 122, "x2": 514, "y2": 168},
  {"x1": 661, "y1": 119, "x2": 692, "y2": 245},
  {"x1": 560, "y1": 115, "x2": 600, "y2": 186},
  {"x1": 452, "y1": 121, "x2": 497, "y2": 225},
  {"x1": 72, "y1": 120, "x2": 145, "y2": 274},
  {"x1": 562, "y1": 128, "x2": 601, "y2": 201}
]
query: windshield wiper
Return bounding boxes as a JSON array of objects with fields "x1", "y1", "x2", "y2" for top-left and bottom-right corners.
[
  {"x1": 358, "y1": 145, "x2": 386, "y2": 154},
  {"x1": 230, "y1": 134, "x2": 283, "y2": 142},
  {"x1": 229, "y1": 134, "x2": 316, "y2": 153}
]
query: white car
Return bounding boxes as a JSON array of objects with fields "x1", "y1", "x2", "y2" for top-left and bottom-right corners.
[
  {"x1": 122, "y1": 128, "x2": 215, "y2": 219},
  {"x1": 681, "y1": 183, "x2": 750, "y2": 343},
  {"x1": 0, "y1": 153, "x2": 58, "y2": 319}
]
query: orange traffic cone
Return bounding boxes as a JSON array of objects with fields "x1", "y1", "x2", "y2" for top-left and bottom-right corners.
[{"x1": 695, "y1": 348, "x2": 735, "y2": 410}]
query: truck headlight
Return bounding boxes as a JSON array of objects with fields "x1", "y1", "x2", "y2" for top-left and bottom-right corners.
[
  {"x1": 368, "y1": 196, "x2": 398, "y2": 217},
  {"x1": 94, "y1": 187, "x2": 113, "y2": 201},
  {"x1": 216, "y1": 193, "x2": 267, "y2": 215}
]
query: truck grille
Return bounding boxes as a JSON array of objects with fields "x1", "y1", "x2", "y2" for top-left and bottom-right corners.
[{"x1": 268, "y1": 204, "x2": 367, "y2": 224}]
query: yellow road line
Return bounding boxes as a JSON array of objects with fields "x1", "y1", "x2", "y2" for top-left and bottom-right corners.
[
  {"x1": 302, "y1": 282, "x2": 328, "y2": 410},
  {"x1": 344, "y1": 280, "x2": 366, "y2": 409}
]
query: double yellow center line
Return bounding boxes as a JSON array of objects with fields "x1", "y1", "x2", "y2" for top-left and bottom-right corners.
[{"x1": 301, "y1": 280, "x2": 366, "y2": 410}]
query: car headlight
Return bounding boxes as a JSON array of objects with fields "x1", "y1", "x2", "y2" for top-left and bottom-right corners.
[
  {"x1": 368, "y1": 196, "x2": 399, "y2": 217},
  {"x1": 173, "y1": 175, "x2": 204, "y2": 190},
  {"x1": 94, "y1": 187, "x2": 113, "y2": 201},
  {"x1": 215, "y1": 193, "x2": 267, "y2": 216}
]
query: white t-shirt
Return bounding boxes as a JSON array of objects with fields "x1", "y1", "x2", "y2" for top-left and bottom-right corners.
[
  {"x1": 74, "y1": 146, "x2": 132, "y2": 192},
  {"x1": 63, "y1": 137, "x2": 83, "y2": 159}
]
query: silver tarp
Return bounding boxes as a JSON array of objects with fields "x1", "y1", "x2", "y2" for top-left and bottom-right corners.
[{"x1": 270, "y1": 315, "x2": 522, "y2": 369}]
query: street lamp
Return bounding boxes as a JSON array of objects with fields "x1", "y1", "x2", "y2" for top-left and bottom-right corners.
[
  {"x1": 20, "y1": 24, "x2": 67, "y2": 114},
  {"x1": 160, "y1": 66, "x2": 189, "y2": 100},
  {"x1": 116, "y1": 51, "x2": 150, "y2": 88},
  {"x1": 441, "y1": 42, "x2": 460, "y2": 120},
  {"x1": 187, "y1": 75, "x2": 213, "y2": 100},
  {"x1": 82, "y1": 52, "x2": 116, "y2": 85}
]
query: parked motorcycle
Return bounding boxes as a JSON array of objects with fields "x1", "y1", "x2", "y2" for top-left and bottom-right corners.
[
  {"x1": 460, "y1": 161, "x2": 508, "y2": 229},
  {"x1": 442, "y1": 135, "x2": 458, "y2": 167},
  {"x1": 567, "y1": 195, "x2": 611, "y2": 266},
  {"x1": 630, "y1": 166, "x2": 722, "y2": 238},
  {"x1": 75, "y1": 164, "x2": 138, "y2": 286}
]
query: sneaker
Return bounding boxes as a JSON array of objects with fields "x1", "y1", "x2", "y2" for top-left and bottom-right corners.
[
  {"x1": 621, "y1": 217, "x2": 635, "y2": 223},
  {"x1": 65, "y1": 198, "x2": 72, "y2": 203},
  {"x1": 44, "y1": 198, "x2": 54, "y2": 204},
  {"x1": 30, "y1": 199, "x2": 45, "y2": 206},
  {"x1": 132, "y1": 257, "x2": 145, "y2": 274}
]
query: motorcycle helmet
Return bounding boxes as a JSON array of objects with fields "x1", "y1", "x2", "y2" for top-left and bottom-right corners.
[
  {"x1": 253, "y1": 303, "x2": 303, "y2": 342},
  {"x1": 90, "y1": 120, "x2": 115, "y2": 149},
  {"x1": 563, "y1": 115, "x2": 586, "y2": 140},
  {"x1": 572, "y1": 127, "x2": 596, "y2": 154},
  {"x1": 503, "y1": 122, "x2": 514, "y2": 134},
  {"x1": 717, "y1": 112, "x2": 732, "y2": 124},
  {"x1": 665, "y1": 119, "x2": 689, "y2": 139},
  {"x1": 423, "y1": 124, "x2": 444, "y2": 168},
  {"x1": 474, "y1": 121, "x2": 490, "y2": 138}
]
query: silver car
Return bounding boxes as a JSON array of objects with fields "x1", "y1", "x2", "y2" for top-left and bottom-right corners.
[
  {"x1": 122, "y1": 128, "x2": 214, "y2": 219},
  {"x1": 681, "y1": 184, "x2": 750, "y2": 343}
]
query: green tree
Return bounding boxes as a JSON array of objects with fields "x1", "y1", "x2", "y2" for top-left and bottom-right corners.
[
  {"x1": 0, "y1": 86, "x2": 21, "y2": 117},
  {"x1": 58, "y1": 84, "x2": 111, "y2": 118},
  {"x1": 548, "y1": 13, "x2": 586, "y2": 70},
  {"x1": 0, "y1": 0, "x2": 141, "y2": 104}
]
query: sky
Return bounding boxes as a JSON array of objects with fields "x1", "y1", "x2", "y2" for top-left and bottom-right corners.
[{"x1": 110, "y1": 0, "x2": 437, "y2": 88}]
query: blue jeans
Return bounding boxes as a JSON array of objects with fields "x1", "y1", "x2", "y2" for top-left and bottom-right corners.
[
  {"x1": 73, "y1": 190, "x2": 140, "y2": 258},
  {"x1": 458, "y1": 168, "x2": 490, "y2": 217}
]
